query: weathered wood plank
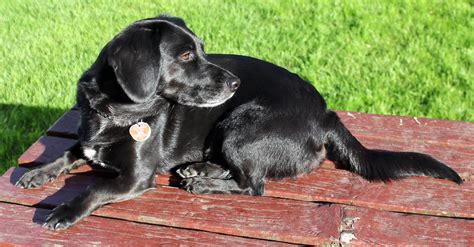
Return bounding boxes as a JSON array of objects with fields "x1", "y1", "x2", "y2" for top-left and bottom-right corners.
[
  {"x1": 156, "y1": 168, "x2": 474, "y2": 218},
  {"x1": 265, "y1": 168, "x2": 473, "y2": 218},
  {"x1": 342, "y1": 205, "x2": 474, "y2": 245},
  {"x1": 2, "y1": 169, "x2": 472, "y2": 245},
  {"x1": 10, "y1": 157, "x2": 473, "y2": 219},
  {"x1": 17, "y1": 136, "x2": 78, "y2": 167},
  {"x1": 0, "y1": 203, "x2": 286, "y2": 246},
  {"x1": 0, "y1": 168, "x2": 343, "y2": 245},
  {"x1": 46, "y1": 110, "x2": 80, "y2": 139},
  {"x1": 339, "y1": 111, "x2": 474, "y2": 149}
]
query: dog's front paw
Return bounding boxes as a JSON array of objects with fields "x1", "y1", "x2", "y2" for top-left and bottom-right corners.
[
  {"x1": 44, "y1": 203, "x2": 83, "y2": 230},
  {"x1": 15, "y1": 169, "x2": 58, "y2": 189}
]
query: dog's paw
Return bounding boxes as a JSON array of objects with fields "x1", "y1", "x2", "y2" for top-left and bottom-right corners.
[
  {"x1": 43, "y1": 203, "x2": 82, "y2": 230},
  {"x1": 180, "y1": 177, "x2": 212, "y2": 194},
  {"x1": 176, "y1": 165, "x2": 199, "y2": 178},
  {"x1": 15, "y1": 169, "x2": 58, "y2": 189},
  {"x1": 176, "y1": 163, "x2": 232, "y2": 179}
]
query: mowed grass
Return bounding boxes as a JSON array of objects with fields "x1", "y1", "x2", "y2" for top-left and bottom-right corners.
[{"x1": 0, "y1": 0, "x2": 472, "y2": 173}]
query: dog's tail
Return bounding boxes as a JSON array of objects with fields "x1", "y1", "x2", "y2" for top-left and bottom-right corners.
[{"x1": 323, "y1": 111, "x2": 462, "y2": 184}]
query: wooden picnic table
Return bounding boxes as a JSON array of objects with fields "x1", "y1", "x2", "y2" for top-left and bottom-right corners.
[{"x1": 0, "y1": 106, "x2": 472, "y2": 245}]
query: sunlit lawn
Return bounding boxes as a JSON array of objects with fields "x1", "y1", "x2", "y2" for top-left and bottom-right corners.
[{"x1": 1, "y1": 0, "x2": 472, "y2": 172}]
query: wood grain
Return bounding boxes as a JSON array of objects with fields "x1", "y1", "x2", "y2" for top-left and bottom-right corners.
[
  {"x1": 11, "y1": 159, "x2": 473, "y2": 219},
  {"x1": 2, "y1": 169, "x2": 472, "y2": 245},
  {"x1": 264, "y1": 168, "x2": 473, "y2": 218},
  {"x1": 0, "y1": 202, "x2": 287, "y2": 246},
  {"x1": 343, "y1": 205, "x2": 474, "y2": 245},
  {"x1": 0, "y1": 169, "x2": 342, "y2": 245}
]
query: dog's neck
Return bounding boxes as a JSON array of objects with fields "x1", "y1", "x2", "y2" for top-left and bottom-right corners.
[
  {"x1": 91, "y1": 96, "x2": 170, "y2": 127},
  {"x1": 79, "y1": 80, "x2": 170, "y2": 126},
  {"x1": 89, "y1": 104, "x2": 113, "y2": 120}
]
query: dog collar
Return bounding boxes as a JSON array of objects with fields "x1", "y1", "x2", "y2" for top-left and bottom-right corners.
[{"x1": 90, "y1": 107, "x2": 112, "y2": 120}]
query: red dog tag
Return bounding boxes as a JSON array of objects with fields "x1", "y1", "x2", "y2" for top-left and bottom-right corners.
[{"x1": 129, "y1": 122, "x2": 151, "y2": 142}]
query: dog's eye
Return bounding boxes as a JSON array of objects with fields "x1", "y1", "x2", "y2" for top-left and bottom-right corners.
[{"x1": 179, "y1": 51, "x2": 194, "y2": 62}]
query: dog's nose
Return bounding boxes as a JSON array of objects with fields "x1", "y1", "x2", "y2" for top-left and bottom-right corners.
[{"x1": 226, "y1": 77, "x2": 241, "y2": 92}]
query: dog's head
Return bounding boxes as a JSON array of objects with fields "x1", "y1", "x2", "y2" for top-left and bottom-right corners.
[{"x1": 87, "y1": 15, "x2": 240, "y2": 107}]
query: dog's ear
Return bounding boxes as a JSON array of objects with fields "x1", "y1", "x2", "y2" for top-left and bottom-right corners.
[{"x1": 107, "y1": 27, "x2": 161, "y2": 103}]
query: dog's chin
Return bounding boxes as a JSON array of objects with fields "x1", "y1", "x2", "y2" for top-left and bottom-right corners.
[
  {"x1": 172, "y1": 93, "x2": 235, "y2": 108},
  {"x1": 197, "y1": 93, "x2": 236, "y2": 108}
]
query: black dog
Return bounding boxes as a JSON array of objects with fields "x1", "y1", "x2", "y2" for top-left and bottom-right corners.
[{"x1": 16, "y1": 15, "x2": 462, "y2": 230}]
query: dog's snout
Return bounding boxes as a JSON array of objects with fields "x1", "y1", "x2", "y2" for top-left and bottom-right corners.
[{"x1": 226, "y1": 77, "x2": 241, "y2": 92}]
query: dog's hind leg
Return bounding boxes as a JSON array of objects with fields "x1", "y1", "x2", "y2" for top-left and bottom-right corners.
[
  {"x1": 180, "y1": 174, "x2": 264, "y2": 196},
  {"x1": 180, "y1": 159, "x2": 266, "y2": 196},
  {"x1": 15, "y1": 148, "x2": 87, "y2": 189}
]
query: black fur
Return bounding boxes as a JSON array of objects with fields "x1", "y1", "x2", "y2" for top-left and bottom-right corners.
[{"x1": 16, "y1": 15, "x2": 462, "y2": 230}]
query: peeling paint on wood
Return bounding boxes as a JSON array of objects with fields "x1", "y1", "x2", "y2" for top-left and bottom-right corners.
[
  {"x1": 0, "y1": 203, "x2": 287, "y2": 246},
  {"x1": 343, "y1": 206, "x2": 474, "y2": 245},
  {"x1": 0, "y1": 171, "x2": 342, "y2": 245}
]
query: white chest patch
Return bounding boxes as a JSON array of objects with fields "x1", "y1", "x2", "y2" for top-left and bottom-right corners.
[
  {"x1": 83, "y1": 147, "x2": 112, "y2": 170},
  {"x1": 83, "y1": 148, "x2": 97, "y2": 160}
]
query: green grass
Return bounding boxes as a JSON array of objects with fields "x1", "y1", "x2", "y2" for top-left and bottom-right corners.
[{"x1": 1, "y1": 0, "x2": 472, "y2": 173}]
